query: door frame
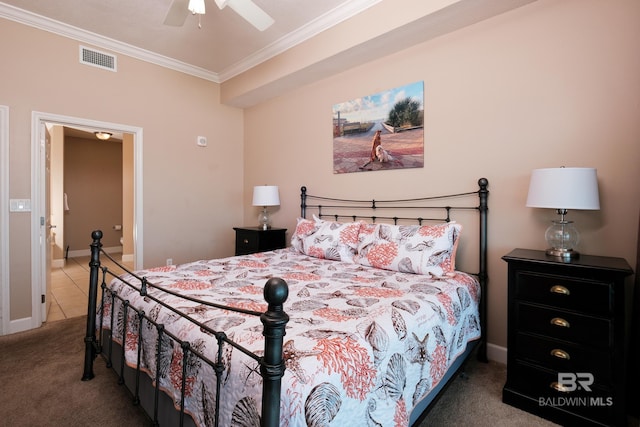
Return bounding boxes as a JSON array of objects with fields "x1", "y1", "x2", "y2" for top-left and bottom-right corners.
[
  {"x1": 0, "y1": 106, "x2": 9, "y2": 335},
  {"x1": 31, "y1": 111, "x2": 143, "y2": 329}
]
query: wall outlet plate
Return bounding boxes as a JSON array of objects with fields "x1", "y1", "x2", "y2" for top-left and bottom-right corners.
[{"x1": 197, "y1": 136, "x2": 207, "y2": 147}]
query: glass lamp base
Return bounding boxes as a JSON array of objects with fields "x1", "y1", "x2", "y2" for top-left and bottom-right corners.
[
  {"x1": 545, "y1": 220, "x2": 579, "y2": 260},
  {"x1": 545, "y1": 247, "x2": 579, "y2": 260},
  {"x1": 258, "y1": 207, "x2": 270, "y2": 230}
]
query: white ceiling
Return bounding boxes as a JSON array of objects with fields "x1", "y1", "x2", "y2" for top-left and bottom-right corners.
[{"x1": 0, "y1": 0, "x2": 381, "y2": 82}]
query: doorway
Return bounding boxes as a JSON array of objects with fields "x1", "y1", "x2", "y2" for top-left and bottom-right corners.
[{"x1": 31, "y1": 111, "x2": 143, "y2": 329}]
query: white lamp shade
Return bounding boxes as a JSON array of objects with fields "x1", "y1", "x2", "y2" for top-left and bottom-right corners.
[
  {"x1": 252, "y1": 186, "x2": 280, "y2": 207},
  {"x1": 526, "y1": 167, "x2": 600, "y2": 210}
]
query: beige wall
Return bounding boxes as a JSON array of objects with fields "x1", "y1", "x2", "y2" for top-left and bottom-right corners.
[
  {"x1": 242, "y1": 0, "x2": 640, "y2": 351},
  {"x1": 1, "y1": 19, "x2": 244, "y2": 322},
  {"x1": 64, "y1": 136, "x2": 122, "y2": 251}
]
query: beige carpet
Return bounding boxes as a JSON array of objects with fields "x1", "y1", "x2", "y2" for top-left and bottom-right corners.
[
  {"x1": 0, "y1": 316, "x2": 559, "y2": 427},
  {"x1": 422, "y1": 356, "x2": 558, "y2": 427},
  {"x1": 0, "y1": 316, "x2": 150, "y2": 427}
]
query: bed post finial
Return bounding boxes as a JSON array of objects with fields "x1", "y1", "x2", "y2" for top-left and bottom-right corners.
[
  {"x1": 261, "y1": 277, "x2": 289, "y2": 427},
  {"x1": 301, "y1": 186, "x2": 307, "y2": 219},
  {"x1": 82, "y1": 230, "x2": 103, "y2": 381},
  {"x1": 478, "y1": 177, "x2": 488, "y2": 191}
]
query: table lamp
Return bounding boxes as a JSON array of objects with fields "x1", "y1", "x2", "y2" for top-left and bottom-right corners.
[
  {"x1": 252, "y1": 185, "x2": 280, "y2": 230},
  {"x1": 526, "y1": 167, "x2": 600, "y2": 259}
]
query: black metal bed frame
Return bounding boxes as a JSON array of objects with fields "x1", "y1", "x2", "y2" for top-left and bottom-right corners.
[
  {"x1": 81, "y1": 178, "x2": 488, "y2": 426},
  {"x1": 300, "y1": 177, "x2": 489, "y2": 362},
  {"x1": 82, "y1": 232, "x2": 290, "y2": 427}
]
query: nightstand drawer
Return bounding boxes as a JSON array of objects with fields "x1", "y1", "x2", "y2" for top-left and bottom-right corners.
[
  {"x1": 514, "y1": 333, "x2": 611, "y2": 381},
  {"x1": 233, "y1": 227, "x2": 287, "y2": 255},
  {"x1": 515, "y1": 271, "x2": 611, "y2": 315},
  {"x1": 516, "y1": 303, "x2": 611, "y2": 348},
  {"x1": 236, "y1": 230, "x2": 260, "y2": 253}
]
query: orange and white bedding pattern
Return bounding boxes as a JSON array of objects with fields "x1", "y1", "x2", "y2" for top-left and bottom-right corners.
[{"x1": 102, "y1": 248, "x2": 480, "y2": 427}]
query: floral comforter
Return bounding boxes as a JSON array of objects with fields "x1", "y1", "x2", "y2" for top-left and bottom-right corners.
[{"x1": 102, "y1": 248, "x2": 480, "y2": 427}]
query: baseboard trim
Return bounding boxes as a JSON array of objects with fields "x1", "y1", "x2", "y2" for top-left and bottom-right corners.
[
  {"x1": 9, "y1": 316, "x2": 34, "y2": 335},
  {"x1": 67, "y1": 246, "x2": 122, "y2": 258},
  {"x1": 487, "y1": 342, "x2": 507, "y2": 365}
]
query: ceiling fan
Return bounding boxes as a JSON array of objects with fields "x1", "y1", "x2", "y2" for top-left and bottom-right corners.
[{"x1": 163, "y1": 0, "x2": 274, "y2": 31}]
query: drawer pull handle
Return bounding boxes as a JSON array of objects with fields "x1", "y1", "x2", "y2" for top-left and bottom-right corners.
[
  {"x1": 550, "y1": 348, "x2": 571, "y2": 360},
  {"x1": 550, "y1": 317, "x2": 570, "y2": 328},
  {"x1": 550, "y1": 381, "x2": 571, "y2": 393},
  {"x1": 550, "y1": 285, "x2": 570, "y2": 295},
  {"x1": 243, "y1": 239, "x2": 249, "y2": 244}
]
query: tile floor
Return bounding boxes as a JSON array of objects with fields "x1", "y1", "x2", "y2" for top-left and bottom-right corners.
[{"x1": 48, "y1": 254, "x2": 133, "y2": 322}]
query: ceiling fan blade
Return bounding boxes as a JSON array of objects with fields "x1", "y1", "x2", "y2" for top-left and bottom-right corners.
[
  {"x1": 226, "y1": 0, "x2": 274, "y2": 31},
  {"x1": 163, "y1": 0, "x2": 190, "y2": 26}
]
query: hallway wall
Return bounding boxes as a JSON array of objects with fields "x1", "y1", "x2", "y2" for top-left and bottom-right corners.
[{"x1": 64, "y1": 136, "x2": 122, "y2": 251}]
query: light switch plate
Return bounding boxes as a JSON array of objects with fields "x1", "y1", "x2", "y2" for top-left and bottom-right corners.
[
  {"x1": 10, "y1": 199, "x2": 31, "y2": 212},
  {"x1": 197, "y1": 136, "x2": 207, "y2": 147}
]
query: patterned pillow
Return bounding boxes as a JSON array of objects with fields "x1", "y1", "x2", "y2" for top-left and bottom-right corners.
[
  {"x1": 355, "y1": 222, "x2": 462, "y2": 276},
  {"x1": 290, "y1": 217, "x2": 362, "y2": 262}
]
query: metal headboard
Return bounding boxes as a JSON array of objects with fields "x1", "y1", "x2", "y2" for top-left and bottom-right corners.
[{"x1": 299, "y1": 178, "x2": 489, "y2": 361}]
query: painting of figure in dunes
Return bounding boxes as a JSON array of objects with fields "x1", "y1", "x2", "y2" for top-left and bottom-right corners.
[{"x1": 332, "y1": 81, "x2": 424, "y2": 174}]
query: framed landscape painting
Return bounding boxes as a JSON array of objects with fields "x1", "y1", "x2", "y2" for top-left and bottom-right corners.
[{"x1": 332, "y1": 81, "x2": 424, "y2": 174}]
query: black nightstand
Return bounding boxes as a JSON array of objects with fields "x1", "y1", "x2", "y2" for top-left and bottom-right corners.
[
  {"x1": 502, "y1": 248, "x2": 633, "y2": 426},
  {"x1": 233, "y1": 227, "x2": 287, "y2": 255}
]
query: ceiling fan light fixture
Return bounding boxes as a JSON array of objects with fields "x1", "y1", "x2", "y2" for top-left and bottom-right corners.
[
  {"x1": 188, "y1": 0, "x2": 206, "y2": 15},
  {"x1": 165, "y1": 0, "x2": 273, "y2": 31},
  {"x1": 94, "y1": 131, "x2": 112, "y2": 141}
]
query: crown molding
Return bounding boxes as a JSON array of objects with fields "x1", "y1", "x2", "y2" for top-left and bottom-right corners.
[
  {"x1": 0, "y1": 0, "x2": 381, "y2": 83},
  {"x1": 0, "y1": 2, "x2": 221, "y2": 82},
  {"x1": 218, "y1": 0, "x2": 382, "y2": 81}
]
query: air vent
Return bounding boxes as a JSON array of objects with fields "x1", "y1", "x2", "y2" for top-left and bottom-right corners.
[{"x1": 79, "y1": 46, "x2": 117, "y2": 72}]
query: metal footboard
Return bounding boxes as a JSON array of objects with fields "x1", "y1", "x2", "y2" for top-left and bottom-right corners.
[{"x1": 82, "y1": 230, "x2": 289, "y2": 427}]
